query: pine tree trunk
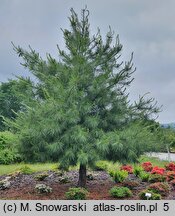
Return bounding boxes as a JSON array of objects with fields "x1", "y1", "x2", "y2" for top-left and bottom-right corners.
[{"x1": 78, "y1": 164, "x2": 87, "y2": 188}]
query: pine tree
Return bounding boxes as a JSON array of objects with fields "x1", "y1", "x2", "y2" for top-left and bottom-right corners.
[{"x1": 9, "y1": 8, "x2": 160, "y2": 187}]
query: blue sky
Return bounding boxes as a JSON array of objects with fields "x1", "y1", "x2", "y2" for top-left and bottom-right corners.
[{"x1": 0, "y1": 0, "x2": 175, "y2": 123}]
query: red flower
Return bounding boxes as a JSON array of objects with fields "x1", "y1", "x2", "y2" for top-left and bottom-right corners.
[
  {"x1": 120, "y1": 165, "x2": 133, "y2": 174},
  {"x1": 141, "y1": 162, "x2": 153, "y2": 172},
  {"x1": 151, "y1": 166, "x2": 165, "y2": 175},
  {"x1": 165, "y1": 162, "x2": 175, "y2": 172}
]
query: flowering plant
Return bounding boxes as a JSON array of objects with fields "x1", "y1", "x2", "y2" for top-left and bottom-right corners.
[
  {"x1": 151, "y1": 166, "x2": 165, "y2": 175},
  {"x1": 141, "y1": 162, "x2": 153, "y2": 172},
  {"x1": 165, "y1": 162, "x2": 175, "y2": 171},
  {"x1": 120, "y1": 165, "x2": 133, "y2": 174}
]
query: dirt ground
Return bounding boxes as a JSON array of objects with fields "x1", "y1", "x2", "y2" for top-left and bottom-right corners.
[{"x1": 0, "y1": 170, "x2": 175, "y2": 200}]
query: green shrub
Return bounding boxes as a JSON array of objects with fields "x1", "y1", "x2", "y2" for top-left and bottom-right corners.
[
  {"x1": 147, "y1": 182, "x2": 170, "y2": 196},
  {"x1": 139, "y1": 171, "x2": 150, "y2": 182},
  {"x1": 0, "y1": 149, "x2": 20, "y2": 165},
  {"x1": 149, "y1": 174, "x2": 166, "y2": 183},
  {"x1": 34, "y1": 172, "x2": 49, "y2": 181},
  {"x1": 113, "y1": 170, "x2": 128, "y2": 183},
  {"x1": 133, "y1": 165, "x2": 143, "y2": 177},
  {"x1": 139, "y1": 189, "x2": 161, "y2": 200},
  {"x1": 94, "y1": 161, "x2": 108, "y2": 171},
  {"x1": 0, "y1": 131, "x2": 17, "y2": 149},
  {"x1": 58, "y1": 176, "x2": 70, "y2": 184},
  {"x1": 109, "y1": 170, "x2": 114, "y2": 177},
  {"x1": 109, "y1": 186, "x2": 132, "y2": 198},
  {"x1": 20, "y1": 165, "x2": 33, "y2": 175},
  {"x1": 0, "y1": 131, "x2": 21, "y2": 164},
  {"x1": 35, "y1": 184, "x2": 52, "y2": 193},
  {"x1": 65, "y1": 187, "x2": 88, "y2": 200}
]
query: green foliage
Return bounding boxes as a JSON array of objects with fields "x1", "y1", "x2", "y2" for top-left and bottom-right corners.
[
  {"x1": 113, "y1": 170, "x2": 128, "y2": 183},
  {"x1": 133, "y1": 165, "x2": 143, "y2": 177},
  {"x1": 109, "y1": 186, "x2": 132, "y2": 198},
  {"x1": 98, "y1": 121, "x2": 162, "y2": 163},
  {"x1": 93, "y1": 160, "x2": 108, "y2": 171},
  {"x1": 0, "y1": 79, "x2": 34, "y2": 131},
  {"x1": 149, "y1": 174, "x2": 166, "y2": 183},
  {"x1": 54, "y1": 170, "x2": 64, "y2": 177},
  {"x1": 0, "y1": 131, "x2": 21, "y2": 164},
  {"x1": 35, "y1": 184, "x2": 52, "y2": 194},
  {"x1": 158, "y1": 127, "x2": 175, "y2": 152},
  {"x1": 8, "y1": 8, "x2": 160, "y2": 187},
  {"x1": 34, "y1": 172, "x2": 49, "y2": 181},
  {"x1": 0, "y1": 163, "x2": 58, "y2": 176},
  {"x1": 20, "y1": 165, "x2": 33, "y2": 174},
  {"x1": 58, "y1": 176, "x2": 70, "y2": 184},
  {"x1": 139, "y1": 189, "x2": 161, "y2": 200},
  {"x1": 139, "y1": 155, "x2": 168, "y2": 168},
  {"x1": 65, "y1": 187, "x2": 88, "y2": 200},
  {"x1": 139, "y1": 171, "x2": 150, "y2": 182}
]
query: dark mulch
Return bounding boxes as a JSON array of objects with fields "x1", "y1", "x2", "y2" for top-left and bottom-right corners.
[{"x1": 0, "y1": 171, "x2": 175, "y2": 200}]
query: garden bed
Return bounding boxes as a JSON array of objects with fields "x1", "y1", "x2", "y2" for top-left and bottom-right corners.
[{"x1": 0, "y1": 170, "x2": 175, "y2": 200}]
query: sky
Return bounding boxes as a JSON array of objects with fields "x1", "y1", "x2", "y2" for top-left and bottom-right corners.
[{"x1": 0, "y1": 0, "x2": 175, "y2": 123}]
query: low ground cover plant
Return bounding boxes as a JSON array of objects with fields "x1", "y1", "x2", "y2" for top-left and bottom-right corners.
[
  {"x1": 133, "y1": 165, "x2": 143, "y2": 177},
  {"x1": 112, "y1": 170, "x2": 128, "y2": 183},
  {"x1": 141, "y1": 162, "x2": 153, "y2": 172},
  {"x1": 35, "y1": 184, "x2": 52, "y2": 194},
  {"x1": 165, "y1": 162, "x2": 175, "y2": 171},
  {"x1": 20, "y1": 165, "x2": 33, "y2": 175},
  {"x1": 34, "y1": 172, "x2": 49, "y2": 181},
  {"x1": 151, "y1": 166, "x2": 165, "y2": 175},
  {"x1": 0, "y1": 178, "x2": 10, "y2": 190},
  {"x1": 149, "y1": 174, "x2": 166, "y2": 183},
  {"x1": 147, "y1": 182, "x2": 170, "y2": 196},
  {"x1": 166, "y1": 171, "x2": 175, "y2": 182},
  {"x1": 139, "y1": 189, "x2": 161, "y2": 200},
  {"x1": 65, "y1": 187, "x2": 88, "y2": 200},
  {"x1": 120, "y1": 165, "x2": 133, "y2": 174},
  {"x1": 109, "y1": 186, "x2": 132, "y2": 198},
  {"x1": 58, "y1": 176, "x2": 70, "y2": 184},
  {"x1": 139, "y1": 171, "x2": 150, "y2": 182},
  {"x1": 94, "y1": 161, "x2": 108, "y2": 171},
  {"x1": 122, "y1": 180, "x2": 139, "y2": 189}
]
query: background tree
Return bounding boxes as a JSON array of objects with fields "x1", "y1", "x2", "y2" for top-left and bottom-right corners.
[
  {"x1": 8, "y1": 8, "x2": 160, "y2": 187},
  {"x1": 0, "y1": 78, "x2": 34, "y2": 131},
  {"x1": 158, "y1": 127, "x2": 175, "y2": 161}
]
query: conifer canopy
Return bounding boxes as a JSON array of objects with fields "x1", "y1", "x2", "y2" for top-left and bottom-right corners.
[{"x1": 9, "y1": 8, "x2": 160, "y2": 187}]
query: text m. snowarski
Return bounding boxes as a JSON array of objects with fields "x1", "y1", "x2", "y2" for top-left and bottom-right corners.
[{"x1": 35, "y1": 203, "x2": 87, "y2": 212}]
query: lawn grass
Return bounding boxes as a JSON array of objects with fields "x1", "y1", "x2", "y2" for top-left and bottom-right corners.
[
  {"x1": 138, "y1": 155, "x2": 169, "y2": 168},
  {"x1": 0, "y1": 155, "x2": 170, "y2": 176},
  {"x1": 0, "y1": 163, "x2": 58, "y2": 176}
]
